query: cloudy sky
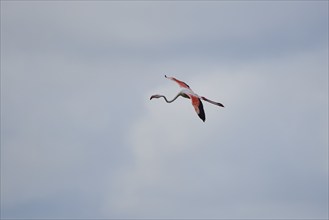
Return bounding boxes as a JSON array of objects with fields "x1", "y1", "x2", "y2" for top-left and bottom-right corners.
[{"x1": 1, "y1": 1, "x2": 328, "y2": 219}]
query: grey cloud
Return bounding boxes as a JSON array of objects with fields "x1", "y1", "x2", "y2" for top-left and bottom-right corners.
[{"x1": 1, "y1": 1, "x2": 328, "y2": 219}]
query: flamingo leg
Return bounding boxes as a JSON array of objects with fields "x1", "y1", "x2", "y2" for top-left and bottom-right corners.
[{"x1": 201, "y1": 96, "x2": 224, "y2": 107}]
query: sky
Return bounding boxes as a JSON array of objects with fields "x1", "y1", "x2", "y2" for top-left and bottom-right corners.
[{"x1": 1, "y1": 1, "x2": 328, "y2": 219}]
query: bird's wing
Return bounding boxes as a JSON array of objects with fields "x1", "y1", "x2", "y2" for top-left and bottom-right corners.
[
  {"x1": 190, "y1": 95, "x2": 206, "y2": 122},
  {"x1": 165, "y1": 75, "x2": 190, "y2": 89}
]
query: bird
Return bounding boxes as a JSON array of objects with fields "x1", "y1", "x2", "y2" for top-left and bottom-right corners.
[{"x1": 150, "y1": 75, "x2": 224, "y2": 122}]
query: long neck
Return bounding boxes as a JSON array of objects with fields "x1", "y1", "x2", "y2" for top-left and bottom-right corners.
[{"x1": 161, "y1": 93, "x2": 181, "y2": 103}]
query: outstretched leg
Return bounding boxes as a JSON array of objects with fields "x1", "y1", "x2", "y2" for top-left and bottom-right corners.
[{"x1": 201, "y1": 96, "x2": 224, "y2": 107}]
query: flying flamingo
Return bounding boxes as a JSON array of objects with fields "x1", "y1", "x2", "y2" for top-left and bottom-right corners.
[{"x1": 150, "y1": 75, "x2": 224, "y2": 122}]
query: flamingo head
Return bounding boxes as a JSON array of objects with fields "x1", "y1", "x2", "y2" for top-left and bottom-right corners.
[{"x1": 150, "y1": 94, "x2": 162, "y2": 100}]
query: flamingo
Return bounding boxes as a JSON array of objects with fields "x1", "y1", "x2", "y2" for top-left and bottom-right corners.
[{"x1": 150, "y1": 75, "x2": 224, "y2": 122}]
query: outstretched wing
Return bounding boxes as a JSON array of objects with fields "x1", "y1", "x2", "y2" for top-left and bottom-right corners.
[
  {"x1": 190, "y1": 95, "x2": 206, "y2": 122},
  {"x1": 165, "y1": 75, "x2": 190, "y2": 89}
]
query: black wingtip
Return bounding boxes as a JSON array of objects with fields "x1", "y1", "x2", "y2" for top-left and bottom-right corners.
[
  {"x1": 198, "y1": 100, "x2": 206, "y2": 122},
  {"x1": 164, "y1": 75, "x2": 167, "y2": 78},
  {"x1": 199, "y1": 114, "x2": 206, "y2": 122}
]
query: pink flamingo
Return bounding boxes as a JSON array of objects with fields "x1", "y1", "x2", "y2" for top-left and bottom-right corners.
[{"x1": 150, "y1": 75, "x2": 224, "y2": 122}]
